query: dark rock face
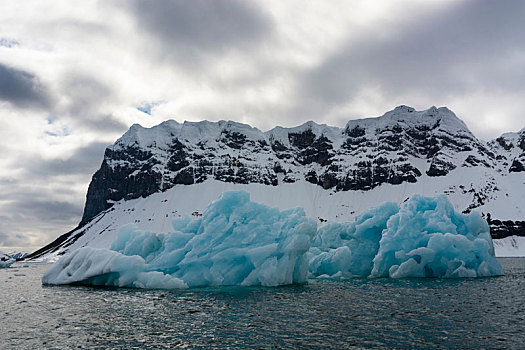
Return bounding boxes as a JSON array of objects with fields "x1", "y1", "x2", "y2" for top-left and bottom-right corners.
[
  {"x1": 488, "y1": 129, "x2": 525, "y2": 174},
  {"x1": 166, "y1": 139, "x2": 189, "y2": 172},
  {"x1": 81, "y1": 129, "x2": 281, "y2": 224},
  {"x1": 488, "y1": 215, "x2": 525, "y2": 239},
  {"x1": 288, "y1": 129, "x2": 316, "y2": 149},
  {"x1": 295, "y1": 135, "x2": 334, "y2": 166},
  {"x1": 345, "y1": 125, "x2": 365, "y2": 138},
  {"x1": 81, "y1": 146, "x2": 163, "y2": 224},
  {"x1": 496, "y1": 136, "x2": 513, "y2": 151},
  {"x1": 427, "y1": 157, "x2": 456, "y2": 177},
  {"x1": 463, "y1": 155, "x2": 491, "y2": 168},
  {"x1": 509, "y1": 160, "x2": 525, "y2": 172}
]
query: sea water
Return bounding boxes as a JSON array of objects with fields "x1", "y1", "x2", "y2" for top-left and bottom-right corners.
[{"x1": 1, "y1": 258, "x2": 524, "y2": 349}]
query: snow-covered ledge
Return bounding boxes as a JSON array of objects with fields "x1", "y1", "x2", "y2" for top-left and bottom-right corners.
[{"x1": 493, "y1": 236, "x2": 525, "y2": 257}]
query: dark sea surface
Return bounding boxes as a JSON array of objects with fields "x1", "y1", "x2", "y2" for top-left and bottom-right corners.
[{"x1": 1, "y1": 258, "x2": 524, "y2": 349}]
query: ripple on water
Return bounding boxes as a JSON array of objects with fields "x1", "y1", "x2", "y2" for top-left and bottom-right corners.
[{"x1": 0, "y1": 258, "x2": 523, "y2": 349}]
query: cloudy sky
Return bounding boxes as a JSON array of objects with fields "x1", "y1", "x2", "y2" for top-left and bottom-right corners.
[{"x1": 1, "y1": 0, "x2": 524, "y2": 250}]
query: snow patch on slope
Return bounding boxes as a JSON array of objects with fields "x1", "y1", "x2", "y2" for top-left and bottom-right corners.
[{"x1": 493, "y1": 236, "x2": 525, "y2": 257}]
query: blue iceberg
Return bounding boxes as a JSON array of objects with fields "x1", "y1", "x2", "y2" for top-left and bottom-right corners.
[
  {"x1": 370, "y1": 195, "x2": 503, "y2": 278},
  {"x1": 308, "y1": 195, "x2": 503, "y2": 279},
  {"x1": 308, "y1": 202, "x2": 398, "y2": 278},
  {"x1": 43, "y1": 192, "x2": 503, "y2": 289},
  {"x1": 0, "y1": 258, "x2": 15, "y2": 269},
  {"x1": 1, "y1": 251, "x2": 15, "y2": 268},
  {"x1": 42, "y1": 191, "x2": 317, "y2": 288}
]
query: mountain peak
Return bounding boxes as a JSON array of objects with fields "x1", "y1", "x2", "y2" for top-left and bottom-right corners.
[
  {"x1": 392, "y1": 105, "x2": 416, "y2": 113},
  {"x1": 345, "y1": 105, "x2": 471, "y2": 135}
]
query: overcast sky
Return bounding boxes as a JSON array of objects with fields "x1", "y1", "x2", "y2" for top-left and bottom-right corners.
[{"x1": 1, "y1": 0, "x2": 525, "y2": 250}]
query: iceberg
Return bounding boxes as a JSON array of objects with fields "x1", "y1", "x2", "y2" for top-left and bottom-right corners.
[
  {"x1": 41, "y1": 247, "x2": 187, "y2": 289},
  {"x1": 43, "y1": 191, "x2": 317, "y2": 288},
  {"x1": 0, "y1": 258, "x2": 15, "y2": 269},
  {"x1": 42, "y1": 192, "x2": 503, "y2": 289},
  {"x1": 308, "y1": 202, "x2": 398, "y2": 278},
  {"x1": 369, "y1": 195, "x2": 503, "y2": 278},
  {"x1": 308, "y1": 195, "x2": 503, "y2": 279},
  {"x1": 0, "y1": 252, "x2": 15, "y2": 268}
]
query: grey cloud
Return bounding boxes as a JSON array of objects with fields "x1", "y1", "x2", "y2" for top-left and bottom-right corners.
[
  {"x1": 79, "y1": 114, "x2": 128, "y2": 133},
  {"x1": 6, "y1": 197, "x2": 83, "y2": 222},
  {"x1": 299, "y1": 0, "x2": 525, "y2": 115},
  {"x1": 0, "y1": 63, "x2": 52, "y2": 110},
  {"x1": 61, "y1": 74, "x2": 113, "y2": 116},
  {"x1": 0, "y1": 231, "x2": 19, "y2": 247},
  {"x1": 59, "y1": 74, "x2": 128, "y2": 133},
  {"x1": 121, "y1": 0, "x2": 272, "y2": 65},
  {"x1": 26, "y1": 141, "x2": 108, "y2": 178},
  {"x1": 0, "y1": 141, "x2": 110, "y2": 247},
  {"x1": 0, "y1": 188, "x2": 84, "y2": 247}
]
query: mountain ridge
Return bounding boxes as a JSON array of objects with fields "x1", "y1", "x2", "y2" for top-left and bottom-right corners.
[
  {"x1": 81, "y1": 105, "x2": 519, "y2": 224},
  {"x1": 26, "y1": 105, "x2": 525, "y2": 260}
]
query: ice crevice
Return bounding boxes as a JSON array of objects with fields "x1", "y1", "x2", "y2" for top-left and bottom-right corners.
[{"x1": 42, "y1": 191, "x2": 503, "y2": 289}]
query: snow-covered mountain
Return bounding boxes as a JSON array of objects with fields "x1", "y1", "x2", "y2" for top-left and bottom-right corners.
[{"x1": 27, "y1": 106, "x2": 525, "y2": 261}]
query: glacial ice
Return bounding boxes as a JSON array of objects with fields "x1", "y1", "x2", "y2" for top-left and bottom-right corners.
[
  {"x1": 0, "y1": 258, "x2": 15, "y2": 269},
  {"x1": 308, "y1": 195, "x2": 503, "y2": 279},
  {"x1": 307, "y1": 202, "x2": 399, "y2": 278},
  {"x1": 41, "y1": 247, "x2": 187, "y2": 289},
  {"x1": 42, "y1": 191, "x2": 503, "y2": 289},
  {"x1": 43, "y1": 191, "x2": 317, "y2": 288},
  {"x1": 369, "y1": 195, "x2": 503, "y2": 278},
  {"x1": 0, "y1": 251, "x2": 15, "y2": 268}
]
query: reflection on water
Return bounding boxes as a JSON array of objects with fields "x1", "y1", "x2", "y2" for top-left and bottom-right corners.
[{"x1": 1, "y1": 258, "x2": 524, "y2": 349}]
